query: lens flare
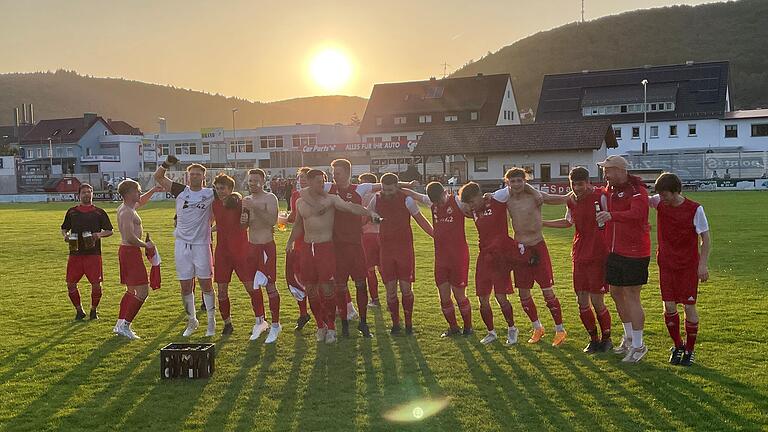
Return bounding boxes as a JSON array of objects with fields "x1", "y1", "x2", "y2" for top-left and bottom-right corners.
[{"x1": 382, "y1": 397, "x2": 450, "y2": 423}]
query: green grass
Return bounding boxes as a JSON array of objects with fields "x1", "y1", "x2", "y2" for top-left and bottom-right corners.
[{"x1": 0, "y1": 192, "x2": 767, "y2": 431}]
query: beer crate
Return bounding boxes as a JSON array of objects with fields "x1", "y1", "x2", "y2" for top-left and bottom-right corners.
[{"x1": 160, "y1": 343, "x2": 215, "y2": 379}]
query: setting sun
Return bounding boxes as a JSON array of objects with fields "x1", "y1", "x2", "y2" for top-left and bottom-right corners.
[{"x1": 309, "y1": 48, "x2": 352, "y2": 93}]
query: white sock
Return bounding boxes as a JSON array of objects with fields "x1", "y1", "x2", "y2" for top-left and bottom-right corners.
[
  {"x1": 622, "y1": 322, "x2": 633, "y2": 340},
  {"x1": 255, "y1": 316, "x2": 264, "y2": 325},
  {"x1": 203, "y1": 292, "x2": 216, "y2": 318},
  {"x1": 272, "y1": 323, "x2": 281, "y2": 328},
  {"x1": 488, "y1": 329, "x2": 497, "y2": 336},
  {"x1": 555, "y1": 323, "x2": 565, "y2": 332},
  {"x1": 532, "y1": 320, "x2": 543, "y2": 330},
  {"x1": 116, "y1": 318, "x2": 125, "y2": 327},
  {"x1": 631, "y1": 329, "x2": 644, "y2": 349},
  {"x1": 508, "y1": 326, "x2": 517, "y2": 332},
  {"x1": 183, "y1": 293, "x2": 196, "y2": 320}
]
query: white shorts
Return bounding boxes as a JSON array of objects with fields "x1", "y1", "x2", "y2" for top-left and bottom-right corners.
[{"x1": 174, "y1": 240, "x2": 213, "y2": 281}]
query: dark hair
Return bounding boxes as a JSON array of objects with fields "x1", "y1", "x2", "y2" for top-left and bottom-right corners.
[
  {"x1": 331, "y1": 159, "x2": 352, "y2": 173},
  {"x1": 306, "y1": 169, "x2": 325, "y2": 181},
  {"x1": 569, "y1": 166, "x2": 590, "y2": 182},
  {"x1": 459, "y1": 182, "x2": 481, "y2": 203},
  {"x1": 248, "y1": 168, "x2": 266, "y2": 180},
  {"x1": 187, "y1": 163, "x2": 207, "y2": 173},
  {"x1": 213, "y1": 173, "x2": 235, "y2": 189},
  {"x1": 380, "y1": 172, "x2": 399, "y2": 186},
  {"x1": 359, "y1": 172, "x2": 377, "y2": 183},
  {"x1": 426, "y1": 181, "x2": 445, "y2": 204},
  {"x1": 504, "y1": 167, "x2": 526, "y2": 180},
  {"x1": 654, "y1": 172, "x2": 682, "y2": 193},
  {"x1": 78, "y1": 183, "x2": 93, "y2": 193}
]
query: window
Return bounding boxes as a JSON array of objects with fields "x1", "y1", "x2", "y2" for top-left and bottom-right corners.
[
  {"x1": 390, "y1": 135, "x2": 407, "y2": 143},
  {"x1": 751, "y1": 124, "x2": 768, "y2": 137},
  {"x1": 418, "y1": 115, "x2": 432, "y2": 124},
  {"x1": 688, "y1": 124, "x2": 697, "y2": 136},
  {"x1": 632, "y1": 127, "x2": 640, "y2": 139},
  {"x1": 507, "y1": 89, "x2": 511, "y2": 99},
  {"x1": 230, "y1": 140, "x2": 254, "y2": 152},
  {"x1": 394, "y1": 116, "x2": 407, "y2": 125},
  {"x1": 159, "y1": 143, "x2": 169, "y2": 156},
  {"x1": 725, "y1": 124, "x2": 738, "y2": 138},
  {"x1": 67, "y1": 129, "x2": 75, "y2": 135},
  {"x1": 425, "y1": 87, "x2": 444, "y2": 98},
  {"x1": 669, "y1": 125, "x2": 678, "y2": 137},
  {"x1": 650, "y1": 125, "x2": 659, "y2": 138},
  {"x1": 540, "y1": 164, "x2": 551, "y2": 182},
  {"x1": 583, "y1": 102, "x2": 674, "y2": 116},
  {"x1": 470, "y1": 112, "x2": 478, "y2": 121},
  {"x1": 66, "y1": 147, "x2": 73, "y2": 157},
  {"x1": 474, "y1": 156, "x2": 488, "y2": 172},
  {"x1": 376, "y1": 117, "x2": 383, "y2": 126},
  {"x1": 614, "y1": 127, "x2": 622, "y2": 139},
  {"x1": 36, "y1": 148, "x2": 42, "y2": 158},
  {"x1": 292, "y1": 134, "x2": 316, "y2": 148},
  {"x1": 202, "y1": 143, "x2": 209, "y2": 154},
  {"x1": 259, "y1": 135, "x2": 284, "y2": 149},
  {"x1": 444, "y1": 115, "x2": 458, "y2": 122},
  {"x1": 174, "y1": 142, "x2": 198, "y2": 155},
  {"x1": 559, "y1": 163, "x2": 570, "y2": 176}
]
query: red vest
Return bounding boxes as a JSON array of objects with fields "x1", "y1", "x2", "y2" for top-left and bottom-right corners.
[
  {"x1": 656, "y1": 198, "x2": 701, "y2": 268},
  {"x1": 374, "y1": 191, "x2": 413, "y2": 250},
  {"x1": 431, "y1": 194, "x2": 467, "y2": 256},
  {"x1": 329, "y1": 184, "x2": 364, "y2": 245}
]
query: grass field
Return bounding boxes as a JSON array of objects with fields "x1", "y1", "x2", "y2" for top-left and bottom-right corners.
[{"x1": 1, "y1": 192, "x2": 767, "y2": 432}]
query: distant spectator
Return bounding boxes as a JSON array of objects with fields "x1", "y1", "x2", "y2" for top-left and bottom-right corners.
[{"x1": 723, "y1": 169, "x2": 731, "y2": 179}]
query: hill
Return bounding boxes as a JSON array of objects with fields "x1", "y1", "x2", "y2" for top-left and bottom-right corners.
[
  {"x1": 0, "y1": 70, "x2": 368, "y2": 132},
  {"x1": 452, "y1": 0, "x2": 768, "y2": 115}
]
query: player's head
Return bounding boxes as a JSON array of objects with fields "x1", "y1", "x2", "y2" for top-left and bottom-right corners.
[
  {"x1": 117, "y1": 179, "x2": 141, "y2": 203},
  {"x1": 459, "y1": 181, "x2": 483, "y2": 210},
  {"x1": 359, "y1": 173, "x2": 377, "y2": 184},
  {"x1": 568, "y1": 167, "x2": 591, "y2": 197},
  {"x1": 504, "y1": 168, "x2": 527, "y2": 193},
  {"x1": 213, "y1": 173, "x2": 235, "y2": 198},
  {"x1": 297, "y1": 167, "x2": 311, "y2": 189},
  {"x1": 426, "y1": 181, "x2": 447, "y2": 205},
  {"x1": 331, "y1": 159, "x2": 352, "y2": 184},
  {"x1": 247, "y1": 169, "x2": 266, "y2": 194},
  {"x1": 186, "y1": 163, "x2": 207, "y2": 188},
  {"x1": 654, "y1": 172, "x2": 682, "y2": 204},
  {"x1": 380, "y1": 172, "x2": 399, "y2": 197},
  {"x1": 597, "y1": 155, "x2": 628, "y2": 186},
  {"x1": 306, "y1": 169, "x2": 326, "y2": 194},
  {"x1": 78, "y1": 183, "x2": 94, "y2": 205}
]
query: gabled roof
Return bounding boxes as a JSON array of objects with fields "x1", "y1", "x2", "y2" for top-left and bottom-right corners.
[
  {"x1": 412, "y1": 119, "x2": 617, "y2": 156},
  {"x1": 20, "y1": 116, "x2": 116, "y2": 145},
  {"x1": 536, "y1": 61, "x2": 730, "y2": 123},
  {"x1": 359, "y1": 74, "x2": 511, "y2": 134},
  {"x1": 107, "y1": 120, "x2": 142, "y2": 135}
]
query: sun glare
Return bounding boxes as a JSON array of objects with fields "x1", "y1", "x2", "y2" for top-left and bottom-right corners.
[{"x1": 309, "y1": 48, "x2": 352, "y2": 93}]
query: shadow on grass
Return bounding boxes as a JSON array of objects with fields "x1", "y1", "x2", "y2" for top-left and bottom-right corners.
[
  {"x1": 269, "y1": 336, "x2": 309, "y2": 431},
  {"x1": 0, "y1": 322, "x2": 85, "y2": 383}
]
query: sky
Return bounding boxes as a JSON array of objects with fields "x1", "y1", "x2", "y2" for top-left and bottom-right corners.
[{"x1": 0, "y1": 0, "x2": 724, "y2": 102}]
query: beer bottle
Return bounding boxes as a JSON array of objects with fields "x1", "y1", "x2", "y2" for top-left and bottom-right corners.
[{"x1": 595, "y1": 202, "x2": 605, "y2": 230}]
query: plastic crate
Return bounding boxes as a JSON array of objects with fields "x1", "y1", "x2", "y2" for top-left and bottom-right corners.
[{"x1": 160, "y1": 343, "x2": 215, "y2": 379}]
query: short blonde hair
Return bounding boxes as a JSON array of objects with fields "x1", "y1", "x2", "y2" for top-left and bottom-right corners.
[{"x1": 118, "y1": 179, "x2": 140, "y2": 196}]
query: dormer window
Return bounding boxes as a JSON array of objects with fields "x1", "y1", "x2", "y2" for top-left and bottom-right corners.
[
  {"x1": 67, "y1": 129, "x2": 75, "y2": 135},
  {"x1": 394, "y1": 116, "x2": 407, "y2": 125},
  {"x1": 470, "y1": 112, "x2": 479, "y2": 121},
  {"x1": 419, "y1": 115, "x2": 432, "y2": 124},
  {"x1": 376, "y1": 117, "x2": 383, "y2": 126},
  {"x1": 425, "y1": 87, "x2": 444, "y2": 98}
]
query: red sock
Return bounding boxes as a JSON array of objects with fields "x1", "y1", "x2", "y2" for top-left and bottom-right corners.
[
  {"x1": 457, "y1": 297, "x2": 472, "y2": 329},
  {"x1": 685, "y1": 320, "x2": 698, "y2": 352},
  {"x1": 324, "y1": 291, "x2": 337, "y2": 330},
  {"x1": 499, "y1": 300, "x2": 515, "y2": 328},
  {"x1": 545, "y1": 296, "x2": 563, "y2": 326},
  {"x1": 268, "y1": 291, "x2": 280, "y2": 324},
  {"x1": 520, "y1": 296, "x2": 539, "y2": 322},
  {"x1": 307, "y1": 291, "x2": 325, "y2": 329},
  {"x1": 440, "y1": 300, "x2": 459, "y2": 329},
  {"x1": 298, "y1": 298, "x2": 308, "y2": 316},
  {"x1": 124, "y1": 294, "x2": 144, "y2": 323},
  {"x1": 402, "y1": 291, "x2": 414, "y2": 327},
  {"x1": 596, "y1": 307, "x2": 612, "y2": 340},
  {"x1": 367, "y1": 269, "x2": 379, "y2": 300},
  {"x1": 579, "y1": 307, "x2": 598, "y2": 341},
  {"x1": 219, "y1": 297, "x2": 231, "y2": 321},
  {"x1": 355, "y1": 282, "x2": 368, "y2": 322},
  {"x1": 90, "y1": 287, "x2": 102, "y2": 310},
  {"x1": 480, "y1": 302, "x2": 494, "y2": 331},
  {"x1": 118, "y1": 292, "x2": 131, "y2": 320},
  {"x1": 68, "y1": 287, "x2": 82, "y2": 311},
  {"x1": 387, "y1": 294, "x2": 400, "y2": 326},
  {"x1": 665, "y1": 312, "x2": 683, "y2": 347},
  {"x1": 248, "y1": 289, "x2": 265, "y2": 318}
]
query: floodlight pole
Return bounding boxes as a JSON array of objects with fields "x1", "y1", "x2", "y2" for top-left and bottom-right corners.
[{"x1": 641, "y1": 79, "x2": 648, "y2": 154}]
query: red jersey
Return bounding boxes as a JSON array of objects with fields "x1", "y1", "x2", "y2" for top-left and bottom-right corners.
[
  {"x1": 471, "y1": 198, "x2": 509, "y2": 250},
  {"x1": 431, "y1": 193, "x2": 468, "y2": 258},
  {"x1": 605, "y1": 175, "x2": 651, "y2": 258},
  {"x1": 212, "y1": 198, "x2": 249, "y2": 256},
  {"x1": 372, "y1": 190, "x2": 418, "y2": 253},
  {"x1": 566, "y1": 189, "x2": 608, "y2": 263},
  {"x1": 656, "y1": 197, "x2": 706, "y2": 268},
  {"x1": 328, "y1": 183, "x2": 374, "y2": 245}
]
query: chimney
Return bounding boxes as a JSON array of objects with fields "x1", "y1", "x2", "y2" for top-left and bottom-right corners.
[
  {"x1": 28, "y1": 103, "x2": 34, "y2": 124},
  {"x1": 158, "y1": 117, "x2": 167, "y2": 134},
  {"x1": 84, "y1": 112, "x2": 97, "y2": 127},
  {"x1": 13, "y1": 107, "x2": 19, "y2": 127},
  {"x1": 429, "y1": 77, "x2": 436, "y2": 81},
  {"x1": 22, "y1": 104, "x2": 28, "y2": 125}
]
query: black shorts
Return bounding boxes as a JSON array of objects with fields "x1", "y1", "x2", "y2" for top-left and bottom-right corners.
[{"x1": 605, "y1": 253, "x2": 650, "y2": 287}]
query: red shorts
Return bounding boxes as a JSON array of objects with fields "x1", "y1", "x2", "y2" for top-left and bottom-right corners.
[
  {"x1": 362, "y1": 233, "x2": 381, "y2": 269},
  {"x1": 119, "y1": 245, "x2": 148, "y2": 286},
  {"x1": 476, "y1": 250, "x2": 512, "y2": 296},
  {"x1": 285, "y1": 248, "x2": 303, "y2": 288},
  {"x1": 659, "y1": 265, "x2": 698, "y2": 305},
  {"x1": 435, "y1": 247, "x2": 469, "y2": 288},
  {"x1": 300, "y1": 242, "x2": 336, "y2": 285},
  {"x1": 335, "y1": 242, "x2": 368, "y2": 282},
  {"x1": 379, "y1": 245, "x2": 415, "y2": 283},
  {"x1": 66, "y1": 255, "x2": 103, "y2": 285},
  {"x1": 573, "y1": 259, "x2": 608, "y2": 294},
  {"x1": 214, "y1": 246, "x2": 250, "y2": 284},
  {"x1": 513, "y1": 241, "x2": 555, "y2": 290},
  {"x1": 245, "y1": 241, "x2": 277, "y2": 285}
]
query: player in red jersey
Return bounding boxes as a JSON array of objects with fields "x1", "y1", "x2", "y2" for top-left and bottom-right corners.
[
  {"x1": 543, "y1": 167, "x2": 613, "y2": 353},
  {"x1": 651, "y1": 173, "x2": 710, "y2": 367},
  {"x1": 368, "y1": 173, "x2": 434, "y2": 335},
  {"x1": 285, "y1": 167, "x2": 312, "y2": 331},
  {"x1": 404, "y1": 182, "x2": 473, "y2": 338},
  {"x1": 60, "y1": 183, "x2": 114, "y2": 321},
  {"x1": 359, "y1": 173, "x2": 382, "y2": 308}
]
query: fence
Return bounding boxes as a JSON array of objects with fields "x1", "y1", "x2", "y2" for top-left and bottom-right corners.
[{"x1": 624, "y1": 151, "x2": 768, "y2": 181}]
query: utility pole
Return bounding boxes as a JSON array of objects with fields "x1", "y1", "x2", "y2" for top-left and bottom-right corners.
[
  {"x1": 441, "y1": 62, "x2": 450, "y2": 79},
  {"x1": 581, "y1": 0, "x2": 585, "y2": 23}
]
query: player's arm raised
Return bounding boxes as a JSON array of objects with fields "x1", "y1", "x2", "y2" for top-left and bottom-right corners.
[
  {"x1": 136, "y1": 185, "x2": 164, "y2": 209},
  {"x1": 153, "y1": 155, "x2": 178, "y2": 192}
]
